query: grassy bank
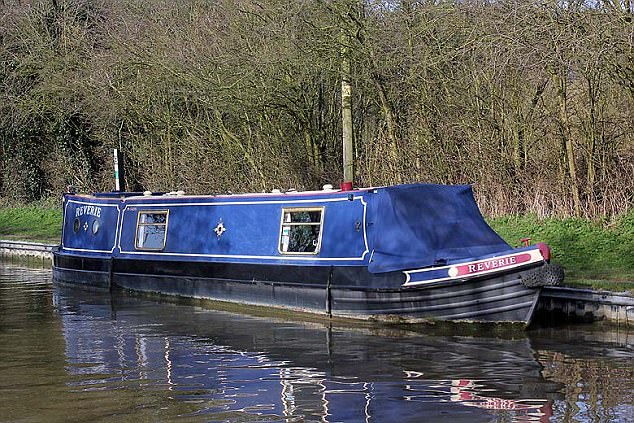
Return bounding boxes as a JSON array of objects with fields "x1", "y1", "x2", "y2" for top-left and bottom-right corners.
[
  {"x1": 489, "y1": 212, "x2": 634, "y2": 292},
  {"x1": 1, "y1": 204, "x2": 632, "y2": 291},
  {"x1": 0, "y1": 206, "x2": 62, "y2": 243}
]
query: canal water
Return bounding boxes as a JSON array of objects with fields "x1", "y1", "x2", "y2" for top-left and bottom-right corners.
[{"x1": 0, "y1": 262, "x2": 632, "y2": 422}]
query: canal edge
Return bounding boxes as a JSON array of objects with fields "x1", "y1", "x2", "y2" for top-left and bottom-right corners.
[
  {"x1": 538, "y1": 286, "x2": 634, "y2": 327},
  {"x1": 1, "y1": 239, "x2": 632, "y2": 327},
  {"x1": 0, "y1": 239, "x2": 55, "y2": 265}
]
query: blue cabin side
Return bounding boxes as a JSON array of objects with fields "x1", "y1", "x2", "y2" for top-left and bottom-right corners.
[
  {"x1": 61, "y1": 196, "x2": 121, "y2": 255},
  {"x1": 60, "y1": 191, "x2": 371, "y2": 267}
]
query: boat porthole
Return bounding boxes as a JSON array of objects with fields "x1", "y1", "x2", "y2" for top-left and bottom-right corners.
[
  {"x1": 73, "y1": 218, "x2": 80, "y2": 234},
  {"x1": 92, "y1": 219, "x2": 100, "y2": 235}
]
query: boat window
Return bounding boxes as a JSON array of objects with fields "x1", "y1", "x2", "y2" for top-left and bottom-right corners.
[
  {"x1": 92, "y1": 219, "x2": 100, "y2": 235},
  {"x1": 73, "y1": 218, "x2": 80, "y2": 234},
  {"x1": 135, "y1": 211, "x2": 169, "y2": 250},
  {"x1": 279, "y1": 208, "x2": 324, "y2": 254}
]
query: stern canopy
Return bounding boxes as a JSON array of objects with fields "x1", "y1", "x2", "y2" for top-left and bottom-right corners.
[{"x1": 367, "y1": 184, "x2": 510, "y2": 273}]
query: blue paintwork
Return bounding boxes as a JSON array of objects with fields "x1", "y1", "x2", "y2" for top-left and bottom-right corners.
[
  {"x1": 62, "y1": 197, "x2": 121, "y2": 255},
  {"x1": 61, "y1": 190, "x2": 370, "y2": 266},
  {"x1": 118, "y1": 196, "x2": 367, "y2": 264},
  {"x1": 59, "y1": 184, "x2": 541, "y2": 279}
]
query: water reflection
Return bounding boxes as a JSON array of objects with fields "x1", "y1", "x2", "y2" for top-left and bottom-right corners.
[
  {"x1": 54, "y1": 286, "x2": 564, "y2": 422},
  {"x1": 530, "y1": 327, "x2": 634, "y2": 422},
  {"x1": 1, "y1": 262, "x2": 633, "y2": 422}
]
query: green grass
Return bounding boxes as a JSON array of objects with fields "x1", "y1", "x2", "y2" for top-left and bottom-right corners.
[
  {"x1": 489, "y1": 211, "x2": 634, "y2": 291},
  {"x1": 562, "y1": 278, "x2": 634, "y2": 293},
  {"x1": 0, "y1": 206, "x2": 62, "y2": 243}
]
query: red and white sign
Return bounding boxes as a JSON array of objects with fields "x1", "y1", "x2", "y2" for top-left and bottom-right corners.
[
  {"x1": 448, "y1": 253, "x2": 533, "y2": 278},
  {"x1": 403, "y1": 249, "x2": 544, "y2": 286}
]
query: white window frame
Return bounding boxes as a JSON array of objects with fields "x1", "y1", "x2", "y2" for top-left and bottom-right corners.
[
  {"x1": 135, "y1": 210, "x2": 169, "y2": 251},
  {"x1": 278, "y1": 207, "x2": 325, "y2": 255}
]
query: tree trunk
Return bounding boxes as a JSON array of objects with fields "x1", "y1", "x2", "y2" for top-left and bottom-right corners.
[
  {"x1": 553, "y1": 71, "x2": 582, "y2": 216},
  {"x1": 341, "y1": 32, "x2": 354, "y2": 185}
]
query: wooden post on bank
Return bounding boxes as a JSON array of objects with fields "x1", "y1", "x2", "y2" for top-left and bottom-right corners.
[{"x1": 341, "y1": 31, "x2": 354, "y2": 189}]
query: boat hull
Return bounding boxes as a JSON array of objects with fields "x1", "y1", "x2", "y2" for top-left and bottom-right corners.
[{"x1": 53, "y1": 253, "x2": 541, "y2": 325}]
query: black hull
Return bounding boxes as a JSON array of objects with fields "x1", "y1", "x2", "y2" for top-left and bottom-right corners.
[{"x1": 53, "y1": 253, "x2": 541, "y2": 325}]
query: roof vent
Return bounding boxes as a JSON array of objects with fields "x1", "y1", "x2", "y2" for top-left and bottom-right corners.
[
  {"x1": 322, "y1": 184, "x2": 334, "y2": 191},
  {"x1": 271, "y1": 189, "x2": 281, "y2": 193},
  {"x1": 143, "y1": 191, "x2": 152, "y2": 196}
]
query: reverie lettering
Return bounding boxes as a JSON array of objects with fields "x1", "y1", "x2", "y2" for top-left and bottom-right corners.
[
  {"x1": 467, "y1": 256, "x2": 517, "y2": 273},
  {"x1": 75, "y1": 205, "x2": 102, "y2": 218}
]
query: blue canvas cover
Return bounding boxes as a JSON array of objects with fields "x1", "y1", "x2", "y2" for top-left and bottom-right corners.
[{"x1": 367, "y1": 184, "x2": 511, "y2": 273}]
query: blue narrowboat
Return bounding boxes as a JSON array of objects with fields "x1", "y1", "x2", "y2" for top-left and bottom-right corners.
[{"x1": 52, "y1": 183, "x2": 562, "y2": 324}]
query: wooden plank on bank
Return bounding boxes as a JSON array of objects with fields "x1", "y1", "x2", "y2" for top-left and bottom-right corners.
[
  {"x1": 539, "y1": 286, "x2": 634, "y2": 326},
  {"x1": 0, "y1": 240, "x2": 57, "y2": 262}
]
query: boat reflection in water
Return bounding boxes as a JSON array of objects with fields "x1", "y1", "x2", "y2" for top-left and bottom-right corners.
[{"x1": 53, "y1": 286, "x2": 632, "y2": 422}]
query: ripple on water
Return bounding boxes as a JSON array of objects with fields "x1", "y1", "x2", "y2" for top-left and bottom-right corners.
[{"x1": 1, "y1": 261, "x2": 633, "y2": 422}]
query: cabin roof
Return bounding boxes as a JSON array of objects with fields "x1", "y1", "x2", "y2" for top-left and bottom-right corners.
[{"x1": 89, "y1": 187, "x2": 375, "y2": 201}]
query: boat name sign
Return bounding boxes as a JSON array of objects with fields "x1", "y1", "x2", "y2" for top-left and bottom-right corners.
[
  {"x1": 403, "y1": 249, "x2": 542, "y2": 286},
  {"x1": 449, "y1": 254, "x2": 530, "y2": 277},
  {"x1": 75, "y1": 205, "x2": 102, "y2": 218}
]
